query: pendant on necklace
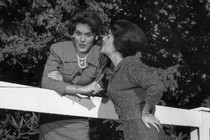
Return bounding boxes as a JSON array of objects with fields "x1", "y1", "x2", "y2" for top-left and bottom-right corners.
[
  {"x1": 76, "y1": 54, "x2": 88, "y2": 69},
  {"x1": 78, "y1": 59, "x2": 86, "y2": 69}
]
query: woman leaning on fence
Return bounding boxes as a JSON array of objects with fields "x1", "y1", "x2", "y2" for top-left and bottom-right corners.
[{"x1": 39, "y1": 10, "x2": 109, "y2": 140}]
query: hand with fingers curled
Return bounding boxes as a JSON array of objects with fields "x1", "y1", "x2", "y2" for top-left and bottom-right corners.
[
  {"x1": 48, "y1": 71, "x2": 63, "y2": 81},
  {"x1": 141, "y1": 112, "x2": 161, "y2": 133},
  {"x1": 84, "y1": 81, "x2": 103, "y2": 96}
]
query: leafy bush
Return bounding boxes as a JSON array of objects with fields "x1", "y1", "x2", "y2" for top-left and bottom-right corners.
[{"x1": 0, "y1": 110, "x2": 39, "y2": 140}]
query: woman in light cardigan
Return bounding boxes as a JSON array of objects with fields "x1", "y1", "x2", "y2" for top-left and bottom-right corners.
[{"x1": 39, "y1": 10, "x2": 108, "y2": 140}]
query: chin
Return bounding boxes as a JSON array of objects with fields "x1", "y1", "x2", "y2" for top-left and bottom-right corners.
[
  {"x1": 100, "y1": 50, "x2": 107, "y2": 55},
  {"x1": 79, "y1": 48, "x2": 87, "y2": 53},
  {"x1": 100, "y1": 48, "x2": 104, "y2": 53}
]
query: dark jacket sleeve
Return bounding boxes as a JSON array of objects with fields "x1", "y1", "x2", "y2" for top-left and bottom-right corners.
[
  {"x1": 41, "y1": 43, "x2": 68, "y2": 95},
  {"x1": 127, "y1": 58, "x2": 166, "y2": 106}
]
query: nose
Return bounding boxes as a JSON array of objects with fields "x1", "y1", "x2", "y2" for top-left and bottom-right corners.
[{"x1": 80, "y1": 35, "x2": 86, "y2": 42}]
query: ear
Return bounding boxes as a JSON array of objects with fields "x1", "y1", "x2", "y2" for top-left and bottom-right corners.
[{"x1": 69, "y1": 34, "x2": 74, "y2": 40}]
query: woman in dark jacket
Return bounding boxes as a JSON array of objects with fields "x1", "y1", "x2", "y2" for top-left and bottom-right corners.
[{"x1": 100, "y1": 20, "x2": 167, "y2": 140}]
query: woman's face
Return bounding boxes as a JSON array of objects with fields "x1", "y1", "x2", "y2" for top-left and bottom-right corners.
[
  {"x1": 73, "y1": 23, "x2": 96, "y2": 53},
  {"x1": 100, "y1": 31, "x2": 115, "y2": 56}
]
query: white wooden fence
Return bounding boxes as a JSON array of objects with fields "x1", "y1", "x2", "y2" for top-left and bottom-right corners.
[{"x1": 0, "y1": 81, "x2": 209, "y2": 140}]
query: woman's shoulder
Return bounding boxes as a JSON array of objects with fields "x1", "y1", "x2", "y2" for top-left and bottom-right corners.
[
  {"x1": 50, "y1": 41, "x2": 73, "y2": 50},
  {"x1": 48, "y1": 41, "x2": 76, "y2": 61},
  {"x1": 50, "y1": 41, "x2": 74, "y2": 55},
  {"x1": 127, "y1": 56, "x2": 163, "y2": 75},
  {"x1": 125, "y1": 56, "x2": 144, "y2": 66},
  {"x1": 125, "y1": 56, "x2": 156, "y2": 74}
]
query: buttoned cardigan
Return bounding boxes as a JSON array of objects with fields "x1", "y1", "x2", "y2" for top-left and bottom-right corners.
[{"x1": 41, "y1": 41, "x2": 102, "y2": 95}]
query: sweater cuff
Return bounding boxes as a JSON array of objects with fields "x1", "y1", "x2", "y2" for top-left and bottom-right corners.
[{"x1": 55, "y1": 82, "x2": 69, "y2": 95}]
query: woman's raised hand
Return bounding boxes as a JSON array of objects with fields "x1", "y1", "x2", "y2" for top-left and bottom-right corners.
[
  {"x1": 141, "y1": 113, "x2": 161, "y2": 133},
  {"x1": 85, "y1": 81, "x2": 103, "y2": 95},
  {"x1": 48, "y1": 71, "x2": 63, "y2": 81}
]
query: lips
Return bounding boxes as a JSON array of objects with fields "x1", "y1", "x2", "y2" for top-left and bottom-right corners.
[{"x1": 79, "y1": 44, "x2": 87, "y2": 49}]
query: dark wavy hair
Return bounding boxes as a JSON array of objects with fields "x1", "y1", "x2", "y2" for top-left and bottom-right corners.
[
  {"x1": 110, "y1": 20, "x2": 147, "y2": 58},
  {"x1": 68, "y1": 10, "x2": 104, "y2": 36}
]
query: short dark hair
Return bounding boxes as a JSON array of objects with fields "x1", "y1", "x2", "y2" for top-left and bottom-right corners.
[
  {"x1": 110, "y1": 20, "x2": 147, "y2": 57},
  {"x1": 68, "y1": 10, "x2": 103, "y2": 36}
]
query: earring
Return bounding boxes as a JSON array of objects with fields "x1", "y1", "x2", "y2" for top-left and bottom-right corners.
[
  {"x1": 69, "y1": 34, "x2": 74, "y2": 39},
  {"x1": 95, "y1": 35, "x2": 99, "y2": 40}
]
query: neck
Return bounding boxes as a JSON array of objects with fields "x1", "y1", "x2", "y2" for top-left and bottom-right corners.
[
  {"x1": 76, "y1": 51, "x2": 89, "y2": 58},
  {"x1": 108, "y1": 53, "x2": 123, "y2": 67}
]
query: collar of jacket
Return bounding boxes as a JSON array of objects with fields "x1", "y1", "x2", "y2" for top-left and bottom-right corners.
[{"x1": 63, "y1": 41, "x2": 100, "y2": 67}]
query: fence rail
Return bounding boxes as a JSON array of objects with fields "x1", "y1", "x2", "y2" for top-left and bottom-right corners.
[{"x1": 0, "y1": 81, "x2": 209, "y2": 140}]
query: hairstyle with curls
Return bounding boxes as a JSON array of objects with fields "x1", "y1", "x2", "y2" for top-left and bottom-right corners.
[
  {"x1": 68, "y1": 10, "x2": 104, "y2": 36},
  {"x1": 110, "y1": 20, "x2": 147, "y2": 58}
]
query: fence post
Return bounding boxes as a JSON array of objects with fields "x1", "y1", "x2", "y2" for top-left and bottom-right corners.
[
  {"x1": 199, "y1": 110, "x2": 210, "y2": 140},
  {"x1": 190, "y1": 128, "x2": 199, "y2": 140},
  {"x1": 192, "y1": 107, "x2": 210, "y2": 140}
]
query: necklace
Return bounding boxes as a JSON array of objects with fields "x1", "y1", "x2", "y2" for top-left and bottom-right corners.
[{"x1": 76, "y1": 54, "x2": 88, "y2": 69}]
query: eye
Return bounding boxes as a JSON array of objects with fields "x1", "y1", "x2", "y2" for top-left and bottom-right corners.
[
  {"x1": 85, "y1": 33, "x2": 93, "y2": 37},
  {"x1": 74, "y1": 31, "x2": 81, "y2": 36}
]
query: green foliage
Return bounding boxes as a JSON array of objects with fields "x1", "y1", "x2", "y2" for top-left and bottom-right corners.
[
  {"x1": 201, "y1": 96, "x2": 210, "y2": 108},
  {"x1": 200, "y1": 0, "x2": 210, "y2": 16},
  {"x1": 90, "y1": 119, "x2": 124, "y2": 140},
  {"x1": 164, "y1": 125, "x2": 189, "y2": 140},
  {"x1": 0, "y1": 110, "x2": 39, "y2": 140}
]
